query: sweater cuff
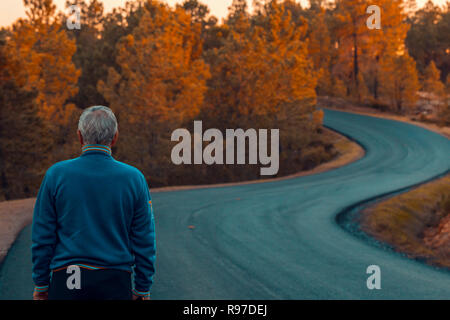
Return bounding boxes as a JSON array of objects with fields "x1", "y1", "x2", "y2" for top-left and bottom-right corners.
[
  {"x1": 34, "y1": 284, "x2": 49, "y2": 293},
  {"x1": 132, "y1": 287, "x2": 150, "y2": 297}
]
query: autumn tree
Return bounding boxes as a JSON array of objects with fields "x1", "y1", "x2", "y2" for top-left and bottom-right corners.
[
  {"x1": 208, "y1": 0, "x2": 317, "y2": 121},
  {"x1": 179, "y1": 0, "x2": 220, "y2": 52},
  {"x1": 333, "y1": 0, "x2": 370, "y2": 100},
  {"x1": 203, "y1": 0, "x2": 330, "y2": 175},
  {"x1": 7, "y1": 0, "x2": 80, "y2": 156},
  {"x1": 0, "y1": 0, "x2": 81, "y2": 198},
  {"x1": 422, "y1": 60, "x2": 446, "y2": 97},
  {"x1": 364, "y1": 0, "x2": 410, "y2": 101},
  {"x1": 179, "y1": 0, "x2": 210, "y2": 25},
  {"x1": 379, "y1": 53, "x2": 419, "y2": 112},
  {"x1": 307, "y1": 3, "x2": 333, "y2": 95},
  {"x1": 13, "y1": 0, "x2": 79, "y2": 124},
  {"x1": 422, "y1": 60, "x2": 446, "y2": 115},
  {"x1": 406, "y1": 1, "x2": 449, "y2": 79},
  {"x1": 98, "y1": 0, "x2": 210, "y2": 185},
  {"x1": 63, "y1": 0, "x2": 107, "y2": 108},
  {"x1": 437, "y1": 3, "x2": 450, "y2": 82},
  {"x1": 331, "y1": 0, "x2": 418, "y2": 109},
  {"x1": 0, "y1": 29, "x2": 51, "y2": 200}
]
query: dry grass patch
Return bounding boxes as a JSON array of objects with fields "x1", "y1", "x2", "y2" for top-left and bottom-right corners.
[{"x1": 360, "y1": 175, "x2": 450, "y2": 268}]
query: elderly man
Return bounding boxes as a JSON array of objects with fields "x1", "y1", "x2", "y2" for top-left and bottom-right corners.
[{"x1": 31, "y1": 106, "x2": 156, "y2": 300}]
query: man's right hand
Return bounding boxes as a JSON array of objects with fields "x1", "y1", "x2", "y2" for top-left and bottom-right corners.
[{"x1": 33, "y1": 291, "x2": 48, "y2": 300}]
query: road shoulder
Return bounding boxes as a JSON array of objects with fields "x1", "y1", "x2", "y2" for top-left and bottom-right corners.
[{"x1": 0, "y1": 198, "x2": 35, "y2": 263}]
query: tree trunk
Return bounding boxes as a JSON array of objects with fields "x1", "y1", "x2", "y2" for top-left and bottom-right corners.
[
  {"x1": 352, "y1": 19, "x2": 359, "y2": 101},
  {"x1": 374, "y1": 55, "x2": 379, "y2": 100}
]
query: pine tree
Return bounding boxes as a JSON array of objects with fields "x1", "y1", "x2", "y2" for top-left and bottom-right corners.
[
  {"x1": 379, "y1": 53, "x2": 419, "y2": 112},
  {"x1": 64, "y1": 0, "x2": 107, "y2": 108},
  {"x1": 308, "y1": 5, "x2": 332, "y2": 95},
  {"x1": 179, "y1": 0, "x2": 210, "y2": 25},
  {"x1": 334, "y1": 0, "x2": 370, "y2": 100},
  {"x1": 98, "y1": 0, "x2": 210, "y2": 184},
  {"x1": 0, "y1": 30, "x2": 52, "y2": 200},
  {"x1": 422, "y1": 60, "x2": 446, "y2": 115},
  {"x1": 206, "y1": 0, "x2": 316, "y2": 123},
  {"x1": 204, "y1": 0, "x2": 321, "y2": 173},
  {"x1": 422, "y1": 61, "x2": 446, "y2": 97},
  {"x1": 364, "y1": 0, "x2": 410, "y2": 101},
  {"x1": 406, "y1": 1, "x2": 445, "y2": 75},
  {"x1": 9, "y1": 0, "x2": 80, "y2": 129}
]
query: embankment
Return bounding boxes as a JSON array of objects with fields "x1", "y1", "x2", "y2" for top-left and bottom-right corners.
[{"x1": 359, "y1": 175, "x2": 450, "y2": 269}]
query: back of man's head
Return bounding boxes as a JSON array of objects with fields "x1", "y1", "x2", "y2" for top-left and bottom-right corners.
[{"x1": 78, "y1": 106, "x2": 118, "y2": 145}]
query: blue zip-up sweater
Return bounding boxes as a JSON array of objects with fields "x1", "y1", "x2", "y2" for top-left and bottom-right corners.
[{"x1": 31, "y1": 144, "x2": 156, "y2": 296}]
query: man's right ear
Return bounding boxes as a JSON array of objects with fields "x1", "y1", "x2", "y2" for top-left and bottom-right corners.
[
  {"x1": 111, "y1": 130, "x2": 119, "y2": 147},
  {"x1": 77, "y1": 130, "x2": 84, "y2": 146}
]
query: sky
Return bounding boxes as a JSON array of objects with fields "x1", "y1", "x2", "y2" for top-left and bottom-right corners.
[{"x1": 0, "y1": 0, "x2": 448, "y2": 27}]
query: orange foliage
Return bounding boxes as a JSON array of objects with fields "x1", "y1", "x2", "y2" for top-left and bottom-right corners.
[
  {"x1": 99, "y1": 1, "x2": 210, "y2": 125},
  {"x1": 6, "y1": 1, "x2": 80, "y2": 127}
]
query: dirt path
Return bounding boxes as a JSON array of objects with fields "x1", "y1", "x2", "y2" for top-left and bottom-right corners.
[{"x1": 0, "y1": 198, "x2": 35, "y2": 263}]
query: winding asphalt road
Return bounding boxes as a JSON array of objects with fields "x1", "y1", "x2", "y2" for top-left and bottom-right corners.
[{"x1": 0, "y1": 109, "x2": 449, "y2": 299}]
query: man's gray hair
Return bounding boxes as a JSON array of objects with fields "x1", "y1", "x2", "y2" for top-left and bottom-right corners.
[{"x1": 78, "y1": 106, "x2": 118, "y2": 145}]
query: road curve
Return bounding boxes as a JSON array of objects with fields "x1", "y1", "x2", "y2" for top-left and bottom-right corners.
[{"x1": 1, "y1": 109, "x2": 449, "y2": 299}]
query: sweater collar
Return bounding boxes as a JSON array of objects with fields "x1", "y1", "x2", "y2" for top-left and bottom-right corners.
[{"x1": 81, "y1": 144, "x2": 112, "y2": 156}]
